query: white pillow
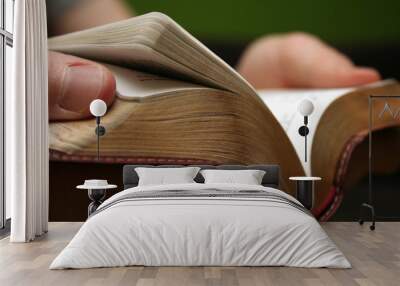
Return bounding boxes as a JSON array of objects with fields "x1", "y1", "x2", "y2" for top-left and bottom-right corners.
[
  {"x1": 135, "y1": 167, "x2": 200, "y2": 186},
  {"x1": 200, "y1": 169, "x2": 266, "y2": 185}
]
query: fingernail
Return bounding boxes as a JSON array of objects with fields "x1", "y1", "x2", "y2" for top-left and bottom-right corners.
[{"x1": 59, "y1": 64, "x2": 104, "y2": 113}]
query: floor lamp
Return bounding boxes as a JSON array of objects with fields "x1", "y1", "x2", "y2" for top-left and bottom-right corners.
[
  {"x1": 297, "y1": 99, "x2": 314, "y2": 163},
  {"x1": 89, "y1": 99, "x2": 107, "y2": 160}
]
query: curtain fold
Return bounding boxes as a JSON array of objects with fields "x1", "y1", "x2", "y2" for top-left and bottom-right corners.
[{"x1": 8, "y1": 0, "x2": 49, "y2": 242}]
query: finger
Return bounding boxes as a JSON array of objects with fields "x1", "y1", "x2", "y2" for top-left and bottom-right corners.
[
  {"x1": 237, "y1": 35, "x2": 287, "y2": 89},
  {"x1": 48, "y1": 51, "x2": 116, "y2": 121},
  {"x1": 316, "y1": 66, "x2": 381, "y2": 88},
  {"x1": 281, "y1": 33, "x2": 381, "y2": 88}
]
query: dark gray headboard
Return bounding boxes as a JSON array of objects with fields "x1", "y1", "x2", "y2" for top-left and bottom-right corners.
[{"x1": 123, "y1": 165, "x2": 280, "y2": 189}]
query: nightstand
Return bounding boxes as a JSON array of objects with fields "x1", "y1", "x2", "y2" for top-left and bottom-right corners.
[
  {"x1": 77, "y1": 180, "x2": 117, "y2": 217},
  {"x1": 289, "y1": 176, "x2": 321, "y2": 210}
]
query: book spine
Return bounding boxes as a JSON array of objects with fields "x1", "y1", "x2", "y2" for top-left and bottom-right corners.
[
  {"x1": 50, "y1": 149, "x2": 217, "y2": 165},
  {"x1": 314, "y1": 131, "x2": 368, "y2": 221}
]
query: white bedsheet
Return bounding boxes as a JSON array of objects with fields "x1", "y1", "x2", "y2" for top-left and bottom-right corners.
[{"x1": 50, "y1": 183, "x2": 350, "y2": 269}]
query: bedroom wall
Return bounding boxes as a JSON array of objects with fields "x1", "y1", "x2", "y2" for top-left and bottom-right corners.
[{"x1": 46, "y1": 1, "x2": 400, "y2": 222}]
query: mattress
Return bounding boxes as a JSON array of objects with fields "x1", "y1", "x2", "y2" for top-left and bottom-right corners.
[{"x1": 50, "y1": 183, "x2": 350, "y2": 269}]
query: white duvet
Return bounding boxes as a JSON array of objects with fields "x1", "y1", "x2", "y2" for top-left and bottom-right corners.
[{"x1": 50, "y1": 183, "x2": 350, "y2": 269}]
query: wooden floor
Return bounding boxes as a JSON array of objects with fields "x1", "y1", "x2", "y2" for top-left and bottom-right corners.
[{"x1": 0, "y1": 222, "x2": 399, "y2": 286}]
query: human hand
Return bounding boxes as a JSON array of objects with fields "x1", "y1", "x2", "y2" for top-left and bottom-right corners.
[
  {"x1": 237, "y1": 32, "x2": 381, "y2": 89},
  {"x1": 48, "y1": 51, "x2": 116, "y2": 121}
]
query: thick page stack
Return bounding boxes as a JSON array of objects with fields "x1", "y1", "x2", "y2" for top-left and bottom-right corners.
[
  {"x1": 48, "y1": 12, "x2": 303, "y2": 196},
  {"x1": 48, "y1": 12, "x2": 400, "y2": 219}
]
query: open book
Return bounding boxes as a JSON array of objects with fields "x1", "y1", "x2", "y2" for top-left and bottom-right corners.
[{"x1": 48, "y1": 12, "x2": 400, "y2": 219}]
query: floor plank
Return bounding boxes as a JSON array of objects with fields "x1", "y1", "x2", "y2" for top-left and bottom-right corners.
[{"x1": 0, "y1": 222, "x2": 399, "y2": 286}]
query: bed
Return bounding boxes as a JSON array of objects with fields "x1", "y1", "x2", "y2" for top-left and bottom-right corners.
[{"x1": 50, "y1": 164, "x2": 350, "y2": 269}]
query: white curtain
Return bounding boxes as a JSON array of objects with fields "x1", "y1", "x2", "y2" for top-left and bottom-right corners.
[{"x1": 8, "y1": 0, "x2": 49, "y2": 242}]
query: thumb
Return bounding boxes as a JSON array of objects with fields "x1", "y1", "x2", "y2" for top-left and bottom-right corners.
[{"x1": 48, "y1": 51, "x2": 116, "y2": 121}]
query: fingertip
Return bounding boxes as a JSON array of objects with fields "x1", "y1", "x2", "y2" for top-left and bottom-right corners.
[
  {"x1": 349, "y1": 67, "x2": 381, "y2": 84},
  {"x1": 49, "y1": 52, "x2": 116, "y2": 121},
  {"x1": 100, "y1": 66, "x2": 117, "y2": 106},
  {"x1": 94, "y1": 64, "x2": 116, "y2": 108},
  {"x1": 333, "y1": 67, "x2": 381, "y2": 87},
  {"x1": 319, "y1": 66, "x2": 382, "y2": 88}
]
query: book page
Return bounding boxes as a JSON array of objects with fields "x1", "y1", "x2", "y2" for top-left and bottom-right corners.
[
  {"x1": 48, "y1": 12, "x2": 256, "y2": 97},
  {"x1": 51, "y1": 43, "x2": 225, "y2": 93},
  {"x1": 258, "y1": 80, "x2": 395, "y2": 175},
  {"x1": 258, "y1": 87, "x2": 355, "y2": 175},
  {"x1": 104, "y1": 64, "x2": 211, "y2": 100}
]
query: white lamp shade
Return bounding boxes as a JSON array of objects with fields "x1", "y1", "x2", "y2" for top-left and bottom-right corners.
[
  {"x1": 298, "y1": 99, "x2": 314, "y2": 116},
  {"x1": 90, "y1": 99, "x2": 107, "y2": 117}
]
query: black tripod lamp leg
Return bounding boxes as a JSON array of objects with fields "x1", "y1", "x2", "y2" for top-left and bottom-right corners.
[{"x1": 359, "y1": 203, "x2": 375, "y2": 231}]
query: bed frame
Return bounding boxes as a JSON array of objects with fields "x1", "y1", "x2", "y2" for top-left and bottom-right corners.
[{"x1": 123, "y1": 164, "x2": 280, "y2": 189}]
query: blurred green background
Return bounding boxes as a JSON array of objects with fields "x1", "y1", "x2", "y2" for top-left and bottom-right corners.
[
  {"x1": 128, "y1": 0, "x2": 400, "y2": 80},
  {"x1": 128, "y1": 0, "x2": 400, "y2": 46}
]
